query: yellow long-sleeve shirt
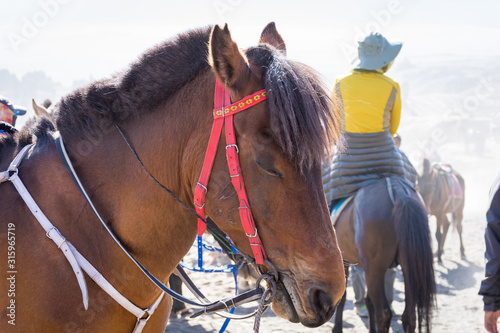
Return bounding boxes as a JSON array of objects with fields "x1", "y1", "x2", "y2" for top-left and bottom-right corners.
[{"x1": 333, "y1": 70, "x2": 401, "y2": 136}]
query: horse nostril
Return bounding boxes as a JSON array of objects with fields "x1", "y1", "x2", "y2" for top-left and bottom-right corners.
[{"x1": 311, "y1": 288, "x2": 334, "y2": 319}]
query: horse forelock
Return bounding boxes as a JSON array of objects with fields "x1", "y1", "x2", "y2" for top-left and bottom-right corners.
[{"x1": 246, "y1": 46, "x2": 340, "y2": 172}]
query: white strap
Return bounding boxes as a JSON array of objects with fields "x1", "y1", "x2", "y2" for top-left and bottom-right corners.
[
  {"x1": 67, "y1": 243, "x2": 165, "y2": 321},
  {"x1": 2, "y1": 144, "x2": 164, "y2": 332},
  {"x1": 132, "y1": 292, "x2": 166, "y2": 333},
  {"x1": 5, "y1": 162, "x2": 89, "y2": 309},
  {"x1": 0, "y1": 144, "x2": 33, "y2": 184},
  {"x1": 68, "y1": 244, "x2": 165, "y2": 333},
  {"x1": 8, "y1": 144, "x2": 33, "y2": 172}
]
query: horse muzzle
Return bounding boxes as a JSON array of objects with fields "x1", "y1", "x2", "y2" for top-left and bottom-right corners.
[{"x1": 271, "y1": 273, "x2": 337, "y2": 327}]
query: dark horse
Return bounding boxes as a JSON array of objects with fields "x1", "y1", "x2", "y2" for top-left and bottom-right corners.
[
  {"x1": 333, "y1": 177, "x2": 436, "y2": 333},
  {"x1": 0, "y1": 23, "x2": 346, "y2": 332},
  {"x1": 417, "y1": 158, "x2": 466, "y2": 262}
]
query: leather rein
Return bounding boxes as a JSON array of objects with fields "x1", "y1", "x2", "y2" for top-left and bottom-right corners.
[{"x1": 54, "y1": 79, "x2": 275, "y2": 319}]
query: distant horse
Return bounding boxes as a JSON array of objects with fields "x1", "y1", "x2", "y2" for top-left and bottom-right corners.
[
  {"x1": 0, "y1": 23, "x2": 346, "y2": 332},
  {"x1": 333, "y1": 177, "x2": 435, "y2": 333},
  {"x1": 417, "y1": 159, "x2": 465, "y2": 262}
]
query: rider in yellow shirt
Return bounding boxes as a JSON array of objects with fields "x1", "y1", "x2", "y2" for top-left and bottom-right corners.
[
  {"x1": 333, "y1": 33, "x2": 402, "y2": 136},
  {"x1": 325, "y1": 32, "x2": 408, "y2": 319},
  {"x1": 323, "y1": 32, "x2": 415, "y2": 205}
]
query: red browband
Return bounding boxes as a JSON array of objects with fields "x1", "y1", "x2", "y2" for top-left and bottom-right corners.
[
  {"x1": 213, "y1": 89, "x2": 267, "y2": 118},
  {"x1": 194, "y1": 79, "x2": 268, "y2": 265}
]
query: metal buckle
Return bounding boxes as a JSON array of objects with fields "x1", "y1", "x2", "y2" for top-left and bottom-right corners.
[
  {"x1": 226, "y1": 144, "x2": 239, "y2": 153},
  {"x1": 255, "y1": 273, "x2": 277, "y2": 305},
  {"x1": 6, "y1": 168, "x2": 18, "y2": 180},
  {"x1": 246, "y1": 228, "x2": 258, "y2": 238},
  {"x1": 219, "y1": 298, "x2": 235, "y2": 311},
  {"x1": 196, "y1": 182, "x2": 207, "y2": 192},
  {"x1": 194, "y1": 201, "x2": 205, "y2": 209},
  {"x1": 194, "y1": 182, "x2": 207, "y2": 209},
  {"x1": 46, "y1": 226, "x2": 59, "y2": 239},
  {"x1": 137, "y1": 310, "x2": 151, "y2": 323}
]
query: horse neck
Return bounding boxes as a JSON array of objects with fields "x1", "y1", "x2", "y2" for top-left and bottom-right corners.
[
  {"x1": 424, "y1": 168, "x2": 447, "y2": 211},
  {"x1": 61, "y1": 74, "x2": 214, "y2": 302}
]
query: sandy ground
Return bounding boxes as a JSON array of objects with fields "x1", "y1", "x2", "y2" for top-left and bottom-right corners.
[{"x1": 165, "y1": 141, "x2": 497, "y2": 333}]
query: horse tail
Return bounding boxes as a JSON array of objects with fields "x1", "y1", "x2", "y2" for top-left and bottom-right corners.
[{"x1": 393, "y1": 193, "x2": 436, "y2": 333}]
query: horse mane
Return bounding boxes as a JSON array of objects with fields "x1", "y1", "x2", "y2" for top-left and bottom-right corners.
[
  {"x1": 245, "y1": 46, "x2": 340, "y2": 171},
  {"x1": 55, "y1": 26, "x2": 213, "y2": 141},
  {"x1": 0, "y1": 117, "x2": 55, "y2": 160}
]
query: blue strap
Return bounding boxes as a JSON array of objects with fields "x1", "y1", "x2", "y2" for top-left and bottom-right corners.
[
  {"x1": 219, "y1": 266, "x2": 239, "y2": 333},
  {"x1": 192, "y1": 237, "x2": 239, "y2": 332},
  {"x1": 197, "y1": 235, "x2": 204, "y2": 269},
  {"x1": 331, "y1": 197, "x2": 348, "y2": 216}
]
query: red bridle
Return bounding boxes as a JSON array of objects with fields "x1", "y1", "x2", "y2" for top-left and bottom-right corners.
[{"x1": 194, "y1": 79, "x2": 268, "y2": 265}]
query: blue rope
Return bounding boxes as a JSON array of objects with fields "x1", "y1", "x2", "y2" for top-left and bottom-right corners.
[
  {"x1": 178, "y1": 261, "x2": 237, "y2": 274},
  {"x1": 182, "y1": 236, "x2": 241, "y2": 333},
  {"x1": 202, "y1": 242, "x2": 228, "y2": 253},
  {"x1": 219, "y1": 266, "x2": 239, "y2": 333}
]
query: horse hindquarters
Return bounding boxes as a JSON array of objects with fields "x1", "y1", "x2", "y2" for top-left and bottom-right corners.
[{"x1": 393, "y1": 195, "x2": 436, "y2": 333}]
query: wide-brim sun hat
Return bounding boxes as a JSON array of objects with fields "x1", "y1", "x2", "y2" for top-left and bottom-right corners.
[
  {"x1": 0, "y1": 96, "x2": 26, "y2": 116},
  {"x1": 0, "y1": 96, "x2": 27, "y2": 127},
  {"x1": 354, "y1": 33, "x2": 402, "y2": 71}
]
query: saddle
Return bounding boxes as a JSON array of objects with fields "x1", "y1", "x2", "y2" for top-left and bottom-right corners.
[{"x1": 433, "y1": 163, "x2": 463, "y2": 199}]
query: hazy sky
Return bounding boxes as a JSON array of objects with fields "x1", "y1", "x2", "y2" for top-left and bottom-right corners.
[{"x1": 2, "y1": 0, "x2": 500, "y2": 86}]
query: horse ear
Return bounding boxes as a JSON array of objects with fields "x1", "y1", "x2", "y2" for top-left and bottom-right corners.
[
  {"x1": 32, "y1": 99, "x2": 49, "y2": 117},
  {"x1": 209, "y1": 24, "x2": 251, "y2": 91},
  {"x1": 259, "y1": 22, "x2": 287, "y2": 56}
]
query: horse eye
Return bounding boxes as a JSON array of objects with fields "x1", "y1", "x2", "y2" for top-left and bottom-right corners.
[
  {"x1": 267, "y1": 169, "x2": 282, "y2": 178},
  {"x1": 256, "y1": 159, "x2": 282, "y2": 178},
  {"x1": 259, "y1": 129, "x2": 273, "y2": 143}
]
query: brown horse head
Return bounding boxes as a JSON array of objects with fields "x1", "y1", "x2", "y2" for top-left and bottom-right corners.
[
  {"x1": 1, "y1": 23, "x2": 344, "y2": 331},
  {"x1": 204, "y1": 23, "x2": 345, "y2": 326}
]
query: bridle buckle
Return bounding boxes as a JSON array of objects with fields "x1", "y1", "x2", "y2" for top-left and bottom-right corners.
[{"x1": 226, "y1": 144, "x2": 239, "y2": 153}]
